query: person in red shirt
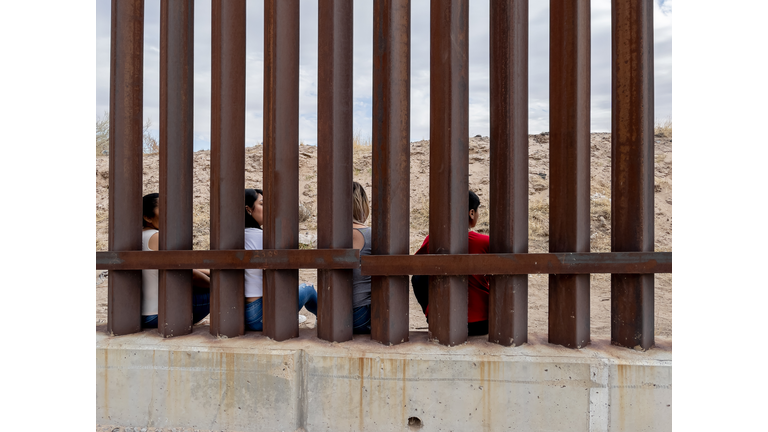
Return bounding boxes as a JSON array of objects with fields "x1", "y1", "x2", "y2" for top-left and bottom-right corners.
[{"x1": 411, "y1": 190, "x2": 490, "y2": 336}]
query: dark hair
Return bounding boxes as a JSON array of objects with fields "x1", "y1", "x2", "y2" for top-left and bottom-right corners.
[
  {"x1": 469, "y1": 190, "x2": 480, "y2": 212},
  {"x1": 245, "y1": 188, "x2": 263, "y2": 229},
  {"x1": 142, "y1": 193, "x2": 159, "y2": 228}
]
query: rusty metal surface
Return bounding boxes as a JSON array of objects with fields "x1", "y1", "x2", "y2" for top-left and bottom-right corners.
[
  {"x1": 210, "y1": 0, "x2": 246, "y2": 338},
  {"x1": 316, "y1": 0, "x2": 355, "y2": 343},
  {"x1": 362, "y1": 252, "x2": 671, "y2": 275},
  {"x1": 157, "y1": 0, "x2": 195, "y2": 338},
  {"x1": 611, "y1": 0, "x2": 655, "y2": 350},
  {"x1": 263, "y1": 0, "x2": 300, "y2": 341},
  {"x1": 549, "y1": 0, "x2": 591, "y2": 349},
  {"x1": 488, "y1": 0, "x2": 529, "y2": 347},
  {"x1": 370, "y1": 0, "x2": 411, "y2": 346},
  {"x1": 97, "y1": 249, "x2": 360, "y2": 270},
  {"x1": 108, "y1": 0, "x2": 144, "y2": 336},
  {"x1": 429, "y1": 0, "x2": 468, "y2": 346}
]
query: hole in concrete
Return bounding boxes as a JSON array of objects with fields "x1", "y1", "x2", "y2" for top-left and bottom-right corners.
[{"x1": 408, "y1": 416, "x2": 423, "y2": 429}]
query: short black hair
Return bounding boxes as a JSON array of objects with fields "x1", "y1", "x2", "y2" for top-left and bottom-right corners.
[
  {"x1": 245, "y1": 188, "x2": 264, "y2": 229},
  {"x1": 469, "y1": 190, "x2": 480, "y2": 212},
  {"x1": 142, "y1": 193, "x2": 159, "y2": 228}
]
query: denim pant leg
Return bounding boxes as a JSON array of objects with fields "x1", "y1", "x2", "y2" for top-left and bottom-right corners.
[
  {"x1": 142, "y1": 289, "x2": 210, "y2": 329},
  {"x1": 244, "y1": 298, "x2": 264, "y2": 331},
  {"x1": 192, "y1": 290, "x2": 211, "y2": 324},
  {"x1": 352, "y1": 305, "x2": 371, "y2": 334},
  {"x1": 141, "y1": 314, "x2": 158, "y2": 328},
  {"x1": 298, "y1": 283, "x2": 318, "y2": 315}
]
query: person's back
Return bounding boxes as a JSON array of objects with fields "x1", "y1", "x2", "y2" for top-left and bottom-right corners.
[
  {"x1": 414, "y1": 230, "x2": 490, "y2": 318},
  {"x1": 351, "y1": 182, "x2": 373, "y2": 334},
  {"x1": 411, "y1": 190, "x2": 490, "y2": 335},
  {"x1": 352, "y1": 225, "x2": 372, "y2": 309}
]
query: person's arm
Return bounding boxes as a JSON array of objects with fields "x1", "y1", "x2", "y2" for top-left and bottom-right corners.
[
  {"x1": 192, "y1": 269, "x2": 210, "y2": 289},
  {"x1": 353, "y1": 228, "x2": 365, "y2": 250},
  {"x1": 147, "y1": 232, "x2": 159, "y2": 251}
]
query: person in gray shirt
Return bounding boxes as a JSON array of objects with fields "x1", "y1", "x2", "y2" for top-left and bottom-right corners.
[{"x1": 351, "y1": 181, "x2": 372, "y2": 334}]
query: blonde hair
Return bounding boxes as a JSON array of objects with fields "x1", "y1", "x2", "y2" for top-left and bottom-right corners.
[{"x1": 352, "y1": 182, "x2": 370, "y2": 225}]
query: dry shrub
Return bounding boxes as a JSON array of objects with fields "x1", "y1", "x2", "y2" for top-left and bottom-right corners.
[
  {"x1": 655, "y1": 176, "x2": 672, "y2": 194},
  {"x1": 529, "y1": 199, "x2": 549, "y2": 238},
  {"x1": 96, "y1": 209, "x2": 108, "y2": 223},
  {"x1": 299, "y1": 202, "x2": 313, "y2": 223},
  {"x1": 353, "y1": 129, "x2": 371, "y2": 154},
  {"x1": 96, "y1": 111, "x2": 159, "y2": 155},
  {"x1": 590, "y1": 183, "x2": 612, "y2": 222},
  {"x1": 96, "y1": 111, "x2": 109, "y2": 155},
  {"x1": 142, "y1": 118, "x2": 159, "y2": 154},
  {"x1": 655, "y1": 118, "x2": 672, "y2": 138},
  {"x1": 590, "y1": 229, "x2": 611, "y2": 252},
  {"x1": 96, "y1": 209, "x2": 109, "y2": 251}
]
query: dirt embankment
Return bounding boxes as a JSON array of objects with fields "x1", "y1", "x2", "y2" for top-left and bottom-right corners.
[{"x1": 96, "y1": 133, "x2": 672, "y2": 338}]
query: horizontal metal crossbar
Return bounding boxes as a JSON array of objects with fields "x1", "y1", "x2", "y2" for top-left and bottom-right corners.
[
  {"x1": 97, "y1": 250, "x2": 671, "y2": 275},
  {"x1": 360, "y1": 252, "x2": 671, "y2": 275},
  {"x1": 96, "y1": 249, "x2": 360, "y2": 270}
]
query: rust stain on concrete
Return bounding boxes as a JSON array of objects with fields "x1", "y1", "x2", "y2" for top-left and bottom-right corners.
[
  {"x1": 103, "y1": 349, "x2": 109, "y2": 419},
  {"x1": 616, "y1": 363, "x2": 629, "y2": 429}
]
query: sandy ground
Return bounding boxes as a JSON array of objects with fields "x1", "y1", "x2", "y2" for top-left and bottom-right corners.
[{"x1": 96, "y1": 133, "x2": 672, "y2": 339}]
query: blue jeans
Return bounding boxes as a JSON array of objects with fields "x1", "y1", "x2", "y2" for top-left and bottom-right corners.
[
  {"x1": 353, "y1": 304, "x2": 371, "y2": 334},
  {"x1": 141, "y1": 290, "x2": 210, "y2": 328},
  {"x1": 245, "y1": 283, "x2": 318, "y2": 331}
]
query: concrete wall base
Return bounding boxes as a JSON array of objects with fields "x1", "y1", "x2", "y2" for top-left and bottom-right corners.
[{"x1": 97, "y1": 326, "x2": 671, "y2": 432}]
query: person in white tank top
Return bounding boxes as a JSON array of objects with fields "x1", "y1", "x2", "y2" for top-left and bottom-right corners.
[
  {"x1": 243, "y1": 188, "x2": 318, "y2": 331},
  {"x1": 140, "y1": 193, "x2": 211, "y2": 328}
]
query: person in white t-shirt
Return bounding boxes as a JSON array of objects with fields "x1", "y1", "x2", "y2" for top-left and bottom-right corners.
[
  {"x1": 140, "y1": 193, "x2": 211, "y2": 328},
  {"x1": 243, "y1": 188, "x2": 318, "y2": 331}
]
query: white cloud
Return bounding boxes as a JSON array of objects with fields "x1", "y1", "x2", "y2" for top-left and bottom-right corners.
[{"x1": 658, "y1": 0, "x2": 672, "y2": 16}]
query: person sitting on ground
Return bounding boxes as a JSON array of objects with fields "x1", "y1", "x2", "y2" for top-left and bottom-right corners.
[
  {"x1": 351, "y1": 181, "x2": 373, "y2": 334},
  {"x1": 243, "y1": 188, "x2": 318, "y2": 331},
  {"x1": 411, "y1": 190, "x2": 490, "y2": 336},
  {"x1": 140, "y1": 193, "x2": 211, "y2": 328}
]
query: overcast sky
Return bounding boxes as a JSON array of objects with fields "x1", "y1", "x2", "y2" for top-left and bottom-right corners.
[{"x1": 95, "y1": 0, "x2": 672, "y2": 150}]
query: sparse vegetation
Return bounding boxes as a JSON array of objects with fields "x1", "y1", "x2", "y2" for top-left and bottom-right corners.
[
  {"x1": 655, "y1": 117, "x2": 672, "y2": 138},
  {"x1": 353, "y1": 129, "x2": 371, "y2": 154},
  {"x1": 528, "y1": 199, "x2": 550, "y2": 240},
  {"x1": 142, "y1": 118, "x2": 159, "y2": 154},
  {"x1": 96, "y1": 110, "x2": 159, "y2": 155},
  {"x1": 96, "y1": 112, "x2": 109, "y2": 155},
  {"x1": 299, "y1": 202, "x2": 313, "y2": 223}
]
